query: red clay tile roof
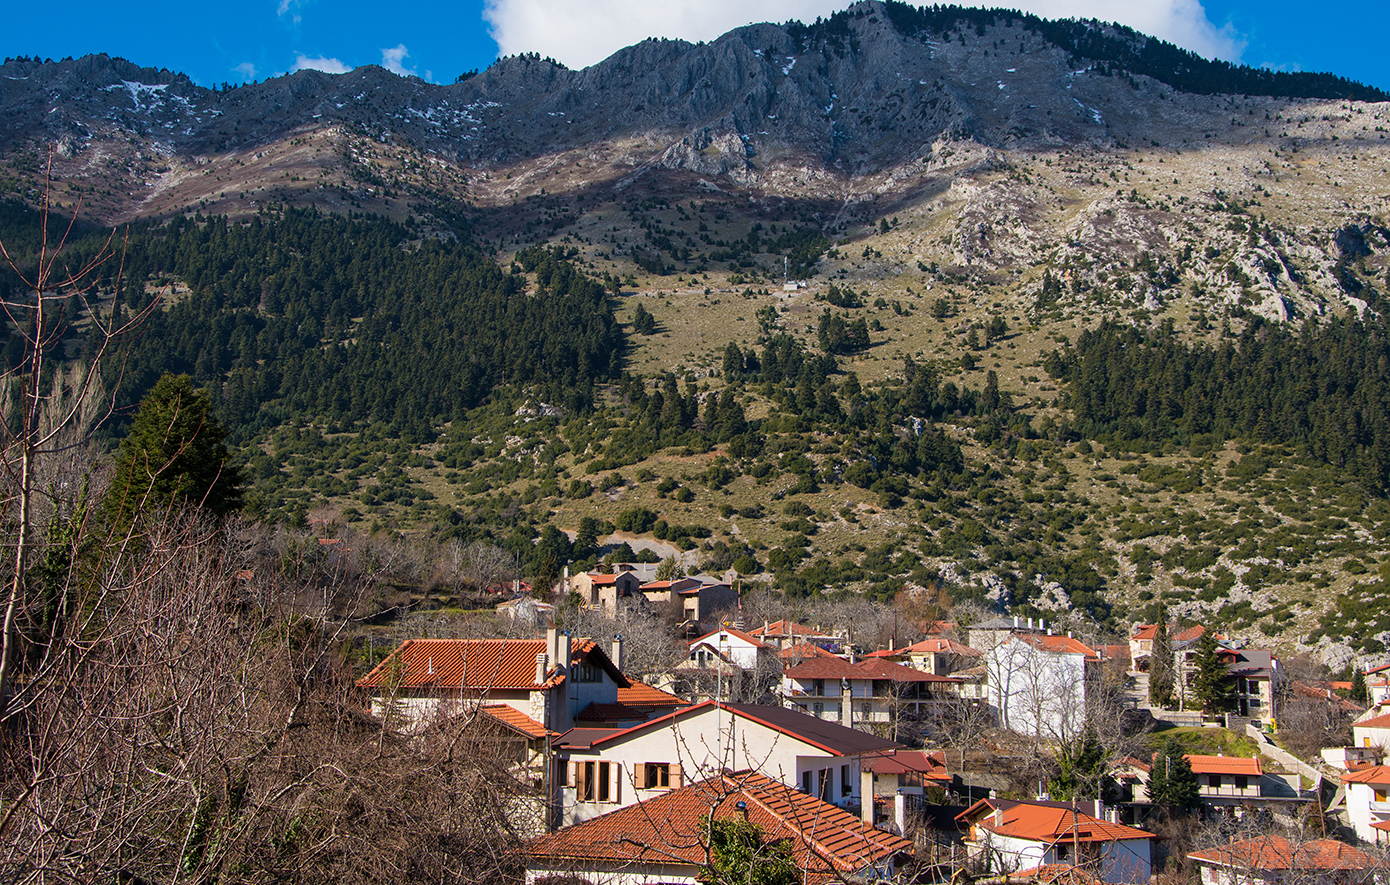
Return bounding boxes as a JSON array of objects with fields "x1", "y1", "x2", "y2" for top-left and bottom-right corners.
[
  {"x1": 688, "y1": 626, "x2": 767, "y2": 649},
  {"x1": 1132, "y1": 624, "x2": 1158, "y2": 641},
  {"x1": 1342, "y1": 765, "x2": 1390, "y2": 785},
  {"x1": 1186, "y1": 755, "x2": 1262, "y2": 776},
  {"x1": 860, "y1": 749, "x2": 950, "y2": 780},
  {"x1": 1354, "y1": 712, "x2": 1390, "y2": 730},
  {"x1": 751, "y1": 620, "x2": 835, "y2": 639},
  {"x1": 615, "y1": 682, "x2": 688, "y2": 708},
  {"x1": 575, "y1": 702, "x2": 650, "y2": 722},
  {"x1": 875, "y1": 637, "x2": 981, "y2": 657},
  {"x1": 524, "y1": 769, "x2": 910, "y2": 877},
  {"x1": 777, "y1": 642, "x2": 839, "y2": 661},
  {"x1": 355, "y1": 637, "x2": 622, "y2": 692},
  {"x1": 475, "y1": 704, "x2": 554, "y2": 739},
  {"x1": 1133, "y1": 624, "x2": 1211, "y2": 644},
  {"x1": 1012, "y1": 634, "x2": 1101, "y2": 660},
  {"x1": 1189, "y1": 836, "x2": 1377, "y2": 871},
  {"x1": 582, "y1": 700, "x2": 901, "y2": 757},
  {"x1": 783, "y1": 657, "x2": 961, "y2": 683},
  {"x1": 959, "y1": 800, "x2": 1155, "y2": 844}
]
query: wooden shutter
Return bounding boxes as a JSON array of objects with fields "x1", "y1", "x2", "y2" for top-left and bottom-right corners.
[
  {"x1": 610, "y1": 762, "x2": 621, "y2": 803},
  {"x1": 670, "y1": 764, "x2": 682, "y2": 788}
]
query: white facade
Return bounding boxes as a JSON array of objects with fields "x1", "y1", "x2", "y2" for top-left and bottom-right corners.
[
  {"x1": 687, "y1": 628, "x2": 764, "y2": 670},
  {"x1": 975, "y1": 830, "x2": 1152, "y2": 883},
  {"x1": 987, "y1": 636, "x2": 1094, "y2": 740},
  {"x1": 1343, "y1": 770, "x2": 1390, "y2": 845},
  {"x1": 557, "y1": 703, "x2": 885, "y2": 825}
]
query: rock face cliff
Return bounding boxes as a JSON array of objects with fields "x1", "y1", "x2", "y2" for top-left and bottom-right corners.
[{"x1": 1, "y1": 2, "x2": 1379, "y2": 178}]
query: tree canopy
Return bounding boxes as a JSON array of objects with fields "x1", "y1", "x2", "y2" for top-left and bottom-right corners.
[{"x1": 105, "y1": 373, "x2": 244, "y2": 526}]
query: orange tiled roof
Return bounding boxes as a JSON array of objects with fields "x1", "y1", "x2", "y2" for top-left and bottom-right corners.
[
  {"x1": 1342, "y1": 765, "x2": 1390, "y2": 785},
  {"x1": 1189, "y1": 835, "x2": 1376, "y2": 871},
  {"x1": 1132, "y1": 624, "x2": 1210, "y2": 643},
  {"x1": 355, "y1": 637, "x2": 618, "y2": 692},
  {"x1": 903, "y1": 637, "x2": 981, "y2": 656},
  {"x1": 616, "y1": 681, "x2": 688, "y2": 708},
  {"x1": 524, "y1": 770, "x2": 910, "y2": 877},
  {"x1": 860, "y1": 749, "x2": 950, "y2": 780},
  {"x1": 778, "y1": 642, "x2": 838, "y2": 661},
  {"x1": 961, "y1": 800, "x2": 1155, "y2": 844},
  {"x1": 475, "y1": 704, "x2": 554, "y2": 739},
  {"x1": 1355, "y1": 712, "x2": 1390, "y2": 730},
  {"x1": 1186, "y1": 755, "x2": 1262, "y2": 777},
  {"x1": 750, "y1": 619, "x2": 834, "y2": 639},
  {"x1": 688, "y1": 626, "x2": 768, "y2": 649},
  {"x1": 1132, "y1": 624, "x2": 1158, "y2": 641},
  {"x1": 1015, "y1": 633, "x2": 1101, "y2": 660}
]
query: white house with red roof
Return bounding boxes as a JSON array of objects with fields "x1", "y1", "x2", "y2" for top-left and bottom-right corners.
[
  {"x1": 686, "y1": 626, "x2": 767, "y2": 670},
  {"x1": 748, "y1": 619, "x2": 845, "y2": 652},
  {"x1": 1354, "y1": 708, "x2": 1390, "y2": 752},
  {"x1": 866, "y1": 636, "x2": 982, "y2": 676},
  {"x1": 550, "y1": 699, "x2": 901, "y2": 825},
  {"x1": 356, "y1": 629, "x2": 673, "y2": 735},
  {"x1": 987, "y1": 633, "x2": 1101, "y2": 740},
  {"x1": 523, "y1": 769, "x2": 913, "y2": 885},
  {"x1": 780, "y1": 655, "x2": 961, "y2": 732},
  {"x1": 1188, "y1": 834, "x2": 1380, "y2": 885},
  {"x1": 1342, "y1": 765, "x2": 1390, "y2": 845},
  {"x1": 957, "y1": 798, "x2": 1156, "y2": 883}
]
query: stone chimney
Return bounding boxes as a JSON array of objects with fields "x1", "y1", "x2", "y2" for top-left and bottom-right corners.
[
  {"x1": 535, "y1": 652, "x2": 549, "y2": 685},
  {"x1": 611, "y1": 635, "x2": 625, "y2": 672}
]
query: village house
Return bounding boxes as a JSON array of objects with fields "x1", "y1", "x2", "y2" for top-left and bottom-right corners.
[
  {"x1": 567, "y1": 569, "x2": 642, "y2": 613},
  {"x1": 858, "y1": 748, "x2": 953, "y2": 834},
  {"x1": 1341, "y1": 765, "x2": 1390, "y2": 845},
  {"x1": 865, "y1": 636, "x2": 982, "y2": 677},
  {"x1": 356, "y1": 630, "x2": 653, "y2": 734},
  {"x1": 957, "y1": 798, "x2": 1157, "y2": 883},
  {"x1": 638, "y1": 574, "x2": 737, "y2": 625},
  {"x1": 523, "y1": 769, "x2": 913, "y2": 885},
  {"x1": 748, "y1": 618, "x2": 845, "y2": 652},
  {"x1": 550, "y1": 699, "x2": 899, "y2": 825},
  {"x1": 1187, "y1": 834, "x2": 1380, "y2": 885},
  {"x1": 1353, "y1": 708, "x2": 1390, "y2": 751},
  {"x1": 685, "y1": 626, "x2": 767, "y2": 670},
  {"x1": 987, "y1": 633, "x2": 1101, "y2": 741},
  {"x1": 779, "y1": 655, "x2": 961, "y2": 733},
  {"x1": 968, "y1": 615, "x2": 1048, "y2": 653}
]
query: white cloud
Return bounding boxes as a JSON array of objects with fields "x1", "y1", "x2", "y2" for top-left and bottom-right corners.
[
  {"x1": 291, "y1": 53, "x2": 352, "y2": 74},
  {"x1": 277, "y1": 0, "x2": 303, "y2": 24},
  {"x1": 482, "y1": 0, "x2": 1244, "y2": 71},
  {"x1": 381, "y1": 44, "x2": 419, "y2": 77},
  {"x1": 233, "y1": 61, "x2": 259, "y2": 81}
]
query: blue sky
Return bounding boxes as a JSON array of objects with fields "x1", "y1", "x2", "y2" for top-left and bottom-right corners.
[{"x1": 1, "y1": 0, "x2": 1385, "y2": 93}]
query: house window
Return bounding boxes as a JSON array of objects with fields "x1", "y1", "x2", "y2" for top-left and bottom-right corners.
[
  {"x1": 1375, "y1": 788, "x2": 1387, "y2": 803},
  {"x1": 813, "y1": 702, "x2": 823, "y2": 716},
  {"x1": 841, "y1": 765, "x2": 853, "y2": 797},
  {"x1": 818, "y1": 769, "x2": 832, "y2": 800},
  {"x1": 575, "y1": 661, "x2": 602, "y2": 683},
  {"x1": 644, "y1": 763, "x2": 671, "y2": 789},
  {"x1": 574, "y1": 761, "x2": 618, "y2": 803},
  {"x1": 802, "y1": 771, "x2": 813, "y2": 794},
  {"x1": 1235, "y1": 776, "x2": 1247, "y2": 791}
]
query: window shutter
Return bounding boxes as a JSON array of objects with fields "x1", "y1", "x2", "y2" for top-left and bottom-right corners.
[
  {"x1": 610, "y1": 763, "x2": 621, "y2": 803},
  {"x1": 567, "y1": 761, "x2": 577, "y2": 789},
  {"x1": 671, "y1": 764, "x2": 682, "y2": 788}
]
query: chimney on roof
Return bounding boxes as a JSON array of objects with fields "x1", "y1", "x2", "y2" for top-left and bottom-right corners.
[
  {"x1": 1027, "y1": 617, "x2": 1033, "y2": 630},
  {"x1": 612, "y1": 635, "x2": 625, "y2": 672},
  {"x1": 535, "y1": 652, "x2": 548, "y2": 685},
  {"x1": 1013, "y1": 616, "x2": 1019, "y2": 628}
]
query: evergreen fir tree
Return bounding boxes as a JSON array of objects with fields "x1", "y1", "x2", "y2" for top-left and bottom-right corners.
[
  {"x1": 104, "y1": 373, "x2": 243, "y2": 529},
  {"x1": 1148, "y1": 612, "x2": 1175, "y2": 709},
  {"x1": 1188, "y1": 631, "x2": 1235, "y2": 714},
  {"x1": 1351, "y1": 668, "x2": 1370, "y2": 706},
  {"x1": 1148, "y1": 739, "x2": 1199, "y2": 812}
]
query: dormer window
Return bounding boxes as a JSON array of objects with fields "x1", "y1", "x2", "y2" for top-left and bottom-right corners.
[{"x1": 575, "y1": 661, "x2": 602, "y2": 683}]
